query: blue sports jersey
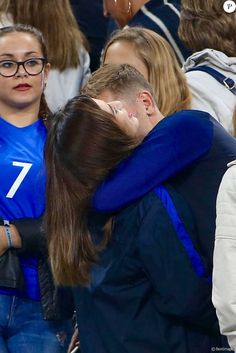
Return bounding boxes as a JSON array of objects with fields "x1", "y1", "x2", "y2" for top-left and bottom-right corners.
[{"x1": 0, "y1": 117, "x2": 47, "y2": 300}]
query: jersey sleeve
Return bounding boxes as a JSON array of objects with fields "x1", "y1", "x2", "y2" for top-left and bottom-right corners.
[{"x1": 93, "y1": 110, "x2": 213, "y2": 213}]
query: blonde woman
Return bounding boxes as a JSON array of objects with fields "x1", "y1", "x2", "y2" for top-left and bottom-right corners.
[
  {"x1": 102, "y1": 26, "x2": 191, "y2": 117},
  {"x1": 102, "y1": 0, "x2": 191, "y2": 64},
  {"x1": 0, "y1": 0, "x2": 90, "y2": 111}
]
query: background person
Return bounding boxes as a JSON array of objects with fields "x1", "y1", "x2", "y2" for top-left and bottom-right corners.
[
  {"x1": 70, "y1": 0, "x2": 109, "y2": 72},
  {"x1": 0, "y1": 24, "x2": 73, "y2": 353},
  {"x1": 82, "y1": 63, "x2": 236, "y2": 277},
  {"x1": 178, "y1": 0, "x2": 236, "y2": 134},
  {"x1": 103, "y1": 0, "x2": 191, "y2": 65},
  {"x1": 0, "y1": 0, "x2": 91, "y2": 112},
  {"x1": 213, "y1": 157, "x2": 236, "y2": 352},
  {"x1": 102, "y1": 26, "x2": 191, "y2": 116}
]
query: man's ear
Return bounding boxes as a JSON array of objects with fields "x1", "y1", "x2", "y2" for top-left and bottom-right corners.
[{"x1": 137, "y1": 90, "x2": 155, "y2": 116}]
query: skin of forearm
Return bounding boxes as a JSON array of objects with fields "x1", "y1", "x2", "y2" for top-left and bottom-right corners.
[{"x1": 0, "y1": 224, "x2": 22, "y2": 255}]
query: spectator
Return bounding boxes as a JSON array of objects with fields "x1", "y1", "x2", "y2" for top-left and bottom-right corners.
[
  {"x1": 0, "y1": 0, "x2": 90, "y2": 111},
  {"x1": 101, "y1": 26, "x2": 191, "y2": 116},
  {"x1": 103, "y1": 0, "x2": 191, "y2": 65},
  {"x1": 70, "y1": 0, "x2": 109, "y2": 71},
  {"x1": 179, "y1": 0, "x2": 236, "y2": 134},
  {"x1": 0, "y1": 24, "x2": 73, "y2": 353},
  {"x1": 213, "y1": 107, "x2": 236, "y2": 351}
]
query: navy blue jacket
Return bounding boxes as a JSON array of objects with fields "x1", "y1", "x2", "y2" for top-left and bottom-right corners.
[
  {"x1": 70, "y1": 0, "x2": 109, "y2": 71},
  {"x1": 74, "y1": 185, "x2": 224, "y2": 353},
  {"x1": 93, "y1": 110, "x2": 236, "y2": 270},
  {"x1": 72, "y1": 110, "x2": 236, "y2": 353}
]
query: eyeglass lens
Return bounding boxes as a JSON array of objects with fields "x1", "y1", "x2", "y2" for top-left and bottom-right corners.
[{"x1": 0, "y1": 58, "x2": 45, "y2": 77}]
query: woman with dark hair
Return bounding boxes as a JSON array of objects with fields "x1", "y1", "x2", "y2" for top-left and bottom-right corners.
[
  {"x1": 0, "y1": 0, "x2": 90, "y2": 112},
  {"x1": 45, "y1": 95, "x2": 139, "y2": 286},
  {"x1": 46, "y1": 93, "x2": 224, "y2": 353},
  {"x1": 0, "y1": 24, "x2": 72, "y2": 353}
]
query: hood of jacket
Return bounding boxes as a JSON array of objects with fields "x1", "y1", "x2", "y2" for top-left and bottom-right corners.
[{"x1": 183, "y1": 48, "x2": 236, "y2": 74}]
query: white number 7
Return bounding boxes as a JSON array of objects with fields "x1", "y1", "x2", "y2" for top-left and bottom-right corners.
[{"x1": 6, "y1": 161, "x2": 32, "y2": 198}]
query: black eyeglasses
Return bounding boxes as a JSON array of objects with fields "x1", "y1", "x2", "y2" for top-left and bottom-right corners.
[{"x1": 0, "y1": 57, "x2": 47, "y2": 77}]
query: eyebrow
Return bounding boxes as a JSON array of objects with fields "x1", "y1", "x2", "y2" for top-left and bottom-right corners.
[
  {"x1": 0, "y1": 51, "x2": 39, "y2": 58},
  {"x1": 107, "y1": 103, "x2": 115, "y2": 116}
]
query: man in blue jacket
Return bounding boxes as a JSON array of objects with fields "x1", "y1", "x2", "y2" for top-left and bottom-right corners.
[{"x1": 72, "y1": 63, "x2": 236, "y2": 352}]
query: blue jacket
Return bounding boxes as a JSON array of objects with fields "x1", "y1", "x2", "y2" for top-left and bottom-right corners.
[
  {"x1": 93, "y1": 110, "x2": 236, "y2": 270},
  {"x1": 73, "y1": 110, "x2": 236, "y2": 352},
  {"x1": 74, "y1": 185, "x2": 224, "y2": 353}
]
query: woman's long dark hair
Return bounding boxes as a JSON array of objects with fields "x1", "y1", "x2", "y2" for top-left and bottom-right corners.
[{"x1": 45, "y1": 95, "x2": 138, "y2": 286}]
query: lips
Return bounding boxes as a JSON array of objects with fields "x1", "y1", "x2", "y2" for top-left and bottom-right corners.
[{"x1": 14, "y1": 83, "x2": 32, "y2": 91}]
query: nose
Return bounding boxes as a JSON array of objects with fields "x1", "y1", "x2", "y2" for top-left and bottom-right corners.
[{"x1": 16, "y1": 63, "x2": 28, "y2": 77}]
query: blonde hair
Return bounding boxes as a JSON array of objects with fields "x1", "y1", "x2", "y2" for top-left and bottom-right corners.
[
  {"x1": 83, "y1": 63, "x2": 157, "y2": 104},
  {"x1": 102, "y1": 27, "x2": 191, "y2": 116},
  {"x1": 178, "y1": 0, "x2": 236, "y2": 57},
  {"x1": 0, "y1": 0, "x2": 87, "y2": 70}
]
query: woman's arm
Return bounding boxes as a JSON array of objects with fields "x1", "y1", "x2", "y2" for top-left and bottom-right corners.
[
  {"x1": 212, "y1": 163, "x2": 236, "y2": 351},
  {"x1": 0, "y1": 224, "x2": 22, "y2": 256},
  {"x1": 93, "y1": 110, "x2": 213, "y2": 212}
]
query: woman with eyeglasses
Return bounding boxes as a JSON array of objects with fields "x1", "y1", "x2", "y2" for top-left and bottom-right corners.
[
  {"x1": 0, "y1": 0, "x2": 90, "y2": 112},
  {"x1": 0, "y1": 24, "x2": 73, "y2": 353}
]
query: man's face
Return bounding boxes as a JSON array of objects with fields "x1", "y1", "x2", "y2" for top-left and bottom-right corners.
[{"x1": 96, "y1": 89, "x2": 154, "y2": 140}]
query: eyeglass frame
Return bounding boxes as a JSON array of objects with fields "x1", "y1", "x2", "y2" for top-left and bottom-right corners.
[{"x1": 0, "y1": 57, "x2": 47, "y2": 77}]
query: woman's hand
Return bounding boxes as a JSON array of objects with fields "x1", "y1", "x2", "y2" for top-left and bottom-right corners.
[
  {"x1": 0, "y1": 224, "x2": 22, "y2": 256},
  {"x1": 0, "y1": 226, "x2": 8, "y2": 256},
  {"x1": 67, "y1": 327, "x2": 80, "y2": 353}
]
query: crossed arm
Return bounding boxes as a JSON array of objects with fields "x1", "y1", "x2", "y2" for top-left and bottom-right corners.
[{"x1": 0, "y1": 216, "x2": 45, "y2": 256}]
